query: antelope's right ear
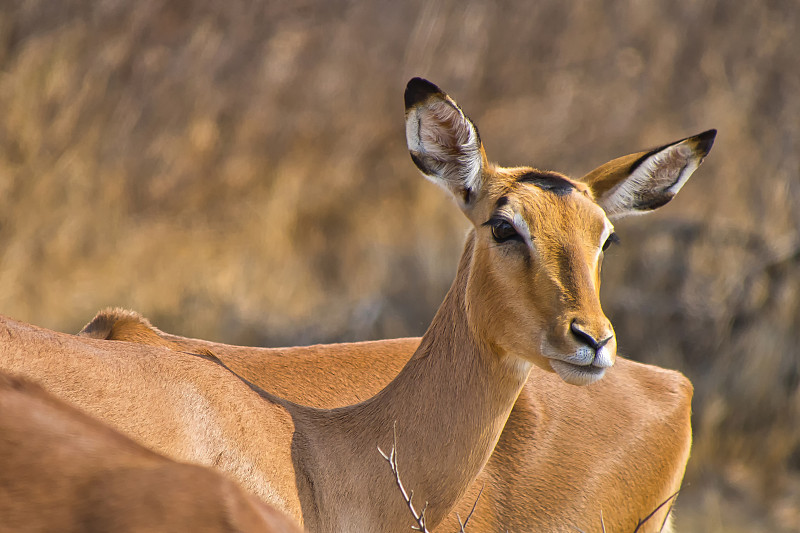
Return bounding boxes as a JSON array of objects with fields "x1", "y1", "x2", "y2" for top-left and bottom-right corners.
[
  {"x1": 581, "y1": 130, "x2": 716, "y2": 220},
  {"x1": 405, "y1": 78, "x2": 487, "y2": 210}
]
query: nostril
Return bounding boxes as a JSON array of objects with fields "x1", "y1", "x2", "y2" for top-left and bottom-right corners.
[
  {"x1": 596, "y1": 335, "x2": 613, "y2": 349},
  {"x1": 570, "y1": 320, "x2": 599, "y2": 351}
]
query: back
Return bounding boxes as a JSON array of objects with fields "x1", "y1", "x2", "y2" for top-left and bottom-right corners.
[
  {"x1": 81, "y1": 308, "x2": 693, "y2": 532},
  {"x1": 0, "y1": 371, "x2": 301, "y2": 533},
  {"x1": 0, "y1": 314, "x2": 303, "y2": 521}
]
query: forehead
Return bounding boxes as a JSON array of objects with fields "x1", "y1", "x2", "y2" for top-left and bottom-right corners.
[{"x1": 490, "y1": 169, "x2": 608, "y2": 235}]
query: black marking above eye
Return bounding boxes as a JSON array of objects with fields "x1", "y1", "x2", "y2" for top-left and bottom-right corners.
[
  {"x1": 602, "y1": 232, "x2": 620, "y2": 251},
  {"x1": 517, "y1": 171, "x2": 575, "y2": 196},
  {"x1": 486, "y1": 218, "x2": 521, "y2": 243}
]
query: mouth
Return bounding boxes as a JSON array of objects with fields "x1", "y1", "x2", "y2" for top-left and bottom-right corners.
[{"x1": 548, "y1": 359, "x2": 607, "y2": 386}]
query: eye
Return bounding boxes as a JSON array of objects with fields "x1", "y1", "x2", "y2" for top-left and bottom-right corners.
[
  {"x1": 602, "y1": 232, "x2": 620, "y2": 251},
  {"x1": 490, "y1": 219, "x2": 520, "y2": 243}
]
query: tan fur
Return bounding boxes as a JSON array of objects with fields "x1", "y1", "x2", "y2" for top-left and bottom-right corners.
[
  {"x1": 0, "y1": 371, "x2": 301, "y2": 533},
  {"x1": 78, "y1": 306, "x2": 174, "y2": 347},
  {"x1": 80, "y1": 306, "x2": 220, "y2": 360},
  {"x1": 84, "y1": 314, "x2": 692, "y2": 532},
  {"x1": 3, "y1": 79, "x2": 712, "y2": 532}
]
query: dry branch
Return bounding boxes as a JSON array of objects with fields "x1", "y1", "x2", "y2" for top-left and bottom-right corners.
[
  {"x1": 378, "y1": 422, "x2": 484, "y2": 533},
  {"x1": 633, "y1": 489, "x2": 681, "y2": 533},
  {"x1": 378, "y1": 423, "x2": 430, "y2": 532}
]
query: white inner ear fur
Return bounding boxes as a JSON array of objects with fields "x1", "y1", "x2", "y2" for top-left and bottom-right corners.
[
  {"x1": 406, "y1": 98, "x2": 482, "y2": 199},
  {"x1": 601, "y1": 141, "x2": 696, "y2": 220}
]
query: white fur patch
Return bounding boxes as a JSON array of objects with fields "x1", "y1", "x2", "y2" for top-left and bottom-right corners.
[
  {"x1": 405, "y1": 109, "x2": 422, "y2": 154},
  {"x1": 667, "y1": 155, "x2": 698, "y2": 195},
  {"x1": 592, "y1": 345, "x2": 614, "y2": 369},
  {"x1": 512, "y1": 212, "x2": 535, "y2": 250},
  {"x1": 549, "y1": 359, "x2": 607, "y2": 386},
  {"x1": 504, "y1": 355, "x2": 534, "y2": 382},
  {"x1": 406, "y1": 99, "x2": 482, "y2": 203},
  {"x1": 596, "y1": 217, "x2": 615, "y2": 264},
  {"x1": 600, "y1": 140, "x2": 698, "y2": 219},
  {"x1": 599, "y1": 221, "x2": 614, "y2": 251}
]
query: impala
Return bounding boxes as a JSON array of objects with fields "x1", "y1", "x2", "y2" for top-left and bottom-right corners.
[
  {"x1": 0, "y1": 371, "x2": 301, "y2": 533},
  {"x1": 84, "y1": 121, "x2": 713, "y2": 532},
  {"x1": 3, "y1": 78, "x2": 713, "y2": 532}
]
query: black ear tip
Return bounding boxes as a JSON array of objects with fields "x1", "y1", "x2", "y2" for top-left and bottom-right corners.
[
  {"x1": 694, "y1": 129, "x2": 717, "y2": 155},
  {"x1": 405, "y1": 77, "x2": 444, "y2": 108},
  {"x1": 698, "y1": 129, "x2": 717, "y2": 141}
]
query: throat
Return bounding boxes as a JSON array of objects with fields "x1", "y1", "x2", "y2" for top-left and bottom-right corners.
[{"x1": 299, "y1": 236, "x2": 532, "y2": 531}]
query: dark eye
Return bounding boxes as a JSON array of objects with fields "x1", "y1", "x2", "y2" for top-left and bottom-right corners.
[
  {"x1": 490, "y1": 220, "x2": 520, "y2": 243},
  {"x1": 602, "y1": 232, "x2": 620, "y2": 251}
]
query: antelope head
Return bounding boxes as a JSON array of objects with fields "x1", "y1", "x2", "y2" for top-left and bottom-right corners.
[{"x1": 405, "y1": 77, "x2": 714, "y2": 386}]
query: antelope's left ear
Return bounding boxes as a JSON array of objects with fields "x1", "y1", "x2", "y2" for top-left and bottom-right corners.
[{"x1": 580, "y1": 130, "x2": 716, "y2": 220}]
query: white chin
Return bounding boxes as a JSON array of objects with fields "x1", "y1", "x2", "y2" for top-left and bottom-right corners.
[{"x1": 549, "y1": 359, "x2": 607, "y2": 386}]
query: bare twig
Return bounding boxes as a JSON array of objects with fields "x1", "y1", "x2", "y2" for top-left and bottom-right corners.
[
  {"x1": 570, "y1": 490, "x2": 680, "y2": 533},
  {"x1": 632, "y1": 490, "x2": 681, "y2": 533},
  {"x1": 456, "y1": 483, "x2": 484, "y2": 533},
  {"x1": 378, "y1": 422, "x2": 430, "y2": 532},
  {"x1": 568, "y1": 509, "x2": 605, "y2": 533},
  {"x1": 379, "y1": 422, "x2": 485, "y2": 533},
  {"x1": 657, "y1": 489, "x2": 680, "y2": 533}
]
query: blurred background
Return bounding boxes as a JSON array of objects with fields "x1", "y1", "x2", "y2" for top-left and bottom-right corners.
[{"x1": 0, "y1": 0, "x2": 798, "y2": 530}]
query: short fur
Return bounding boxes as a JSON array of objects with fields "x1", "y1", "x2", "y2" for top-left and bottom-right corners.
[
  {"x1": 81, "y1": 82, "x2": 714, "y2": 531},
  {"x1": 0, "y1": 371, "x2": 301, "y2": 533},
  {"x1": 4, "y1": 78, "x2": 713, "y2": 533},
  {"x1": 82, "y1": 310, "x2": 693, "y2": 533}
]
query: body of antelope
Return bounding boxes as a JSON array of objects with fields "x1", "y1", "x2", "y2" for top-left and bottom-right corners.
[
  {"x1": 3, "y1": 78, "x2": 714, "y2": 532},
  {"x1": 0, "y1": 371, "x2": 302, "y2": 533}
]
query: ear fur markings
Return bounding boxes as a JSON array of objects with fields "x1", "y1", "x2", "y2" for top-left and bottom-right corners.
[
  {"x1": 581, "y1": 129, "x2": 716, "y2": 220},
  {"x1": 629, "y1": 129, "x2": 716, "y2": 175},
  {"x1": 404, "y1": 77, "x2": 447, "y2": 109},
  {"x1": 624, "y1": 129, "x2": 716, "y2": 212},
  {"x1": 404, "y1": 78, "x2": 484, "y2": 209}
]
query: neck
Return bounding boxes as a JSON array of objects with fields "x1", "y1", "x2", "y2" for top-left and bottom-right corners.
[{"x1": 295, "y1": 232, "x2": 532, "y2": 532}]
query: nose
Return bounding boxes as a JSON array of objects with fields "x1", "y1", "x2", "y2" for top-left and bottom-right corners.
[{"x1": 570, "y1": 320, "x2": 613, "y2": 352}]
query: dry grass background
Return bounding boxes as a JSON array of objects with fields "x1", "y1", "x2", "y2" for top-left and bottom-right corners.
[{"x1": 0, "y1": 1, "x2": 798, "y2": 530}]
